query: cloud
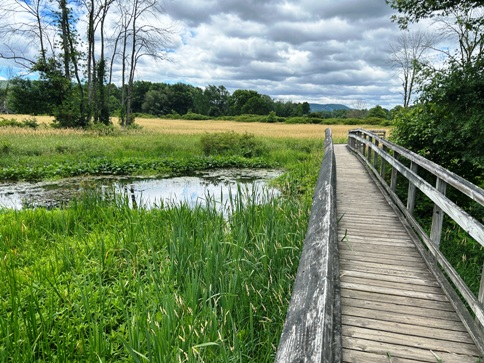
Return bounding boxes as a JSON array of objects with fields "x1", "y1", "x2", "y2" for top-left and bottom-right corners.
[{"x1": 156, "y1": 0, "x2": 403, "y2": 108}]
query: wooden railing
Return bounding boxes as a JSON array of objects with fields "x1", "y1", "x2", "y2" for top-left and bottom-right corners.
[
  {"x1": 275, "y1": 128, "x2": 342, "y2": 362},
  {"x1": 348, "y1": 129, "x2": 484, "y2": 352}
]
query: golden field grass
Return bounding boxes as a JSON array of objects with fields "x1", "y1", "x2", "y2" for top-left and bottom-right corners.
[{"x1": 0, "y1": 114, "x2": 391, "y2": 141}]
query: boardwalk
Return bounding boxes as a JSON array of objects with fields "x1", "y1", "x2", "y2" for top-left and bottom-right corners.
[{"x1": 335, "y1": 144, "x2": 482, "y2": 363}]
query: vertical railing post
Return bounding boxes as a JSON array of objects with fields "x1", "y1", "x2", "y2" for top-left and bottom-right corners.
[
  {"x1": 478, "y1": 266, "x2": 484, "y2": 331},
  {"x1": 362, "y1": 133, "x2": 367, "y2": 158},
  {"x1": 380, "y1": 145, "x2": 387, "y2": 180},
  {"x1": 367, "y1": 135, "x2": 373, "y2": 163},
  {"x1": 407, "y1": 162, "x2": 418, "y2": 215},
  {"x1": 390, "y1": 151, "x2": 399, "y2": 192},
  {"x1": 373, "y1": 139, "x2": 379, "y2": 169},
  {"x1": 430, "y1": 177, "x2": 447, "y2": 247}
]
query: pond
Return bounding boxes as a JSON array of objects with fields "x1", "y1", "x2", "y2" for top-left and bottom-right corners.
[{"x1": 0, "y1": 168, "x2": 282, "y2": 210}]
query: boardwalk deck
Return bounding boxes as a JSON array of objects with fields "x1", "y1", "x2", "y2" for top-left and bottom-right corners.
[{"x1": 335, "y1": 144, "x2": 482, "y2": 363}]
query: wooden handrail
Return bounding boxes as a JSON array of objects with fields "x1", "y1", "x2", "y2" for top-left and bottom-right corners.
[
  {"x1": 348, "y1": 128, "x2": 484, "y2": 353},
  {"x1": 275, "y1": 128, "x2": 341, "y2": 363}
]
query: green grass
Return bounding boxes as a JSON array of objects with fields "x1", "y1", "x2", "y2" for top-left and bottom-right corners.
[
  {"x1": 0, "y1": 127, "x2": 323, "y2": 362},
  {"x1": 0, "y1": 129, "x2": 323, "y2": 181}
]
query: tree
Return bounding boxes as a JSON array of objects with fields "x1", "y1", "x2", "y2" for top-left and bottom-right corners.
[
  {"x1": 389, "y1": 0, "x2": 484, "y2": 183},
  {"x1": 389, "y1": 31, "x2": 434, "y2": 107},
  {"x1": 113, "y1": 0, "x2": 173, "y2": 126},
  {"x1": 392, "y1": 60, "x2": 484, "y2": 183},
  {"x1": 367, "y1": 105, "x2": 389, "y2": 119},
  {"x1": 386, "y1": 0, "x2": 484, "y2": 28}
]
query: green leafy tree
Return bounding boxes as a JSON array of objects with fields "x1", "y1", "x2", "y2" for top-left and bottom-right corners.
[
  {"x1": 392, "y1": 59, "x2": 484, "y2": 183},
  {"x1": 367, "y1": 105, "x2": 389, "y2": 119}
]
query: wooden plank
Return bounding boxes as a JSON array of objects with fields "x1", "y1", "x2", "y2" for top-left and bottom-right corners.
[
  {"x1": 341, "y1": 297, "x2": 461, "y2": 322},
  {"x1": 343, "y1": 348, "x2": 434, "y2": 363},
  {"x1": 342, "y1": 326, "x2": 479, "y2": 356},
  {"x1": 340, "y1": 289, "x2": 456, "y2": 312},
  {"x1": 342, "y1": 305, "x2": 467, "y2": 332},
  {"x1": 341, "y1": 282, "x2": 448, "y2": 301},
  {"x1": 341, "y1": 275, "x2": 445, "y2": 295},
  {"x1": 342, "y1": 337, "x2": 480, "y2": 363},
  {"x1": 340, "y1": 269, "x2": 440, "y2": 287}
]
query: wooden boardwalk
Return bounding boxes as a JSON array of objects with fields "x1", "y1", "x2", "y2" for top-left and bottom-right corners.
[{"x1": 335, "y1": 145, "x2": 482, "y2": 363}]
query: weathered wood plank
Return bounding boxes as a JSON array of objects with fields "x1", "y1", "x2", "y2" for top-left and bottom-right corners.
[
  {"x1": 342, "y1": 325, "x2": 479, "y2": 355},
  {"x1": 342, "y1": 305, "x2": 468, "y2": 332},
  {"x1": 275, "y1": 128, "x2": 340, "y2": 362},
  {"x1": 339, "y1": 289, "x2": 457, "y2": 312},
  {"x1": 342, "y1": 337, "x2": 480, "y2": 363},
  {"x1": 341, "y1": 297, "x2": 461, "y2": 322}
]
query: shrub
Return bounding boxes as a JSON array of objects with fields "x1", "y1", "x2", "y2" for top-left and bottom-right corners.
[
  {"x1": 0, "y1": 117, "x2": 38, "y2": 129},
  {"x1": 181, "y1": 112, "x2": 211, "y2": 120},
  {"x1": 200, "y1": 131, "x2": 265, "y2": 158}
]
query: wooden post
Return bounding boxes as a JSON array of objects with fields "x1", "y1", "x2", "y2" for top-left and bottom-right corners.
[
  {"x1": 380, "y1": 144, "x2": 387, "y2": 180},
  {"x1": 406, "y1": 162, "x2": 418, "y2": 215},
  {"x1": 367, "y1": 135, "x2": 373, "y2": 163},
  {"x1": 362, "y1": 133, "x2": 367, "y2": 157},
  {"x1": 390, "y1": 151, "x2": 399, "y2": 192},
  {"x1": 373, "y1": 139, "x2": 379, "y2": 169},
  {"x1": 479, "y1": 265, "x2": 484, "y2": 331},
  {"x1": 430, "y1": 177, "x2": 447, "y2": 247}
]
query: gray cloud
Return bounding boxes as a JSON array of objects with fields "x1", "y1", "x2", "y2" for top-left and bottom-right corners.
[{"x1": 157, "y1": 0, "x2": 404, "y2": 108}]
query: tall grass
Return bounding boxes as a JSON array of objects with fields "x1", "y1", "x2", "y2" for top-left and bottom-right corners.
[{"x1": 0, "y1": 172, "x2": 316, "y2": 362}]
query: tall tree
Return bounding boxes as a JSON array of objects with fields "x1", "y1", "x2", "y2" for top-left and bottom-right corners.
[
  {"x1": 113, "y1": 0, "x2": 173, "y2": 126},
  {"x1": 389, "y1": 31, "x2": 434, "y2": 107}
]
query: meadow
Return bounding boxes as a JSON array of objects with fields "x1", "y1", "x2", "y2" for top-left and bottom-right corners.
[{"x1": 1, "y1": 115, "x2": 370, "y2": 362}]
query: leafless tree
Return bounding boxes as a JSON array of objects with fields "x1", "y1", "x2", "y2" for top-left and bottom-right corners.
[
  {"x1": 110, "y1": 0, "x2": 173, "y2": 126},
  {"x1": 0, "y1": 0, "x2": 56, "y2": 68},
  {"x1": 389, "y1": 31, "x2": 434, "y2": 108}
]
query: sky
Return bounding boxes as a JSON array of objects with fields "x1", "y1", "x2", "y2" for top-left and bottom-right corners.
[
  {"x1": 0, "y1": 0, "x2": 408, "y2": 109},
  {"x1": 147, "y1": 0, "x2": 404, "y2": 109}
]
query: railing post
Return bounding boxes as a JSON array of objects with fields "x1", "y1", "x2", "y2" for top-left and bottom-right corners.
[
  {"x1": 406, "y1": 162, "x2": 418, "y2": 215},
  {"x1": 373, "y1": 139, "x2": 379, "y2": 169},
  {"x1": 430, "y1": 177, "x2": 447, "y2": 247},
  {"x1": 479, "y1": 266, "x2": 484, "y2": 331},
  {"x1": 380, "y1": 145, "x2": 387, "y2": 179},
  {"x1": 390, "y1": 151, "x2": 399, "y2": 192},
  {"x1": 367, "y1": 135, "x2": 373, "y2": 163}
]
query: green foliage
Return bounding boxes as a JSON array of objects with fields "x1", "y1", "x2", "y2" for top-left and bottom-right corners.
[
  {"x1": 0, "y1": 117, "x2": 39, "y2": 129},
  {"x1": 392, "y1": 60, "x2": 484, "y2": 184},
  {"x1": 367, "y1": 105, "x2": 389, "y2": 119},
  {"x1": 181, "y1": 112, "x2": 211, "y2": 120},
  {"x1": 200, "y1": 132, "x2": 265, "y2": 158}
]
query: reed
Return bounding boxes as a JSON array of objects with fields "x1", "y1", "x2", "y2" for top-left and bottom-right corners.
[{"x1": 0, "y1": 183, "x2": 311, "y2": 362}]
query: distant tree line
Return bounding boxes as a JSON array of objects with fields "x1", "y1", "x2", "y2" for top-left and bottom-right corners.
[{"x1": 4, "y1": 78, "x2": 396, "y2": 122}]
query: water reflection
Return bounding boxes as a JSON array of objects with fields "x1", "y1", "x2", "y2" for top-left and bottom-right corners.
[{"x1": 0, "y1": 169, "x2": 282, "y2": 210}]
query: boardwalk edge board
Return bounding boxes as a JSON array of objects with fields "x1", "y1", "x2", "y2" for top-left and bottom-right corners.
[{"x1": 275, "y1": 128, "x2": 342, "y2": 363}]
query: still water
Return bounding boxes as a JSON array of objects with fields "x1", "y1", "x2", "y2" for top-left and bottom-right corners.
[{"x1": 0, "y1": 168, "x2": 282, "y2": 210}]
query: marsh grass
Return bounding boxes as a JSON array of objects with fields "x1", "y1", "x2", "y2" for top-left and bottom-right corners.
[
  {"x1": 0, "y1": 184, "x2": 309, "y2": 362},
  {"x1": 0, "y1": 114, "x2": 334, "y2": 361}
]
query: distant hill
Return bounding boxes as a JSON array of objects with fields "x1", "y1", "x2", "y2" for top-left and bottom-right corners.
[{"x1": 309, "y1": 103, "x2": 350, "y2": 112}]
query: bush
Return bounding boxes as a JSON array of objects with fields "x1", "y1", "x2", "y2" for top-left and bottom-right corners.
[
  {"x1": 181, "y1": 112, "x2": 211, "y2": 120},
  {"x1": 0, "y1": 117, "x2": 39, "y2": 129},
  {"x1": 200, "y1": 131, "x2": 265, "y2": 158}
]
